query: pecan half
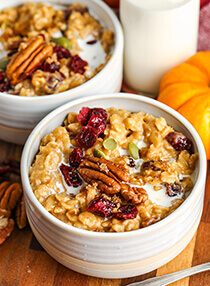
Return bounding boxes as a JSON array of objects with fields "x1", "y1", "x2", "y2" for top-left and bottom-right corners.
[
  {"x1": 0, "y1": 182, "x2": 22, "y2": 211},
  {"x1": 120, "y1": 184, "x2": 148, "y2": 204},
  {"x1": 79, "y1": 157, "x2": 129, "y2": 194},
  {"x1": 0, "y1": 179, "x2": 24, "y2": 243},
  {"x1": 6, "y1": 35, "x2": 53, "y2": 85},
  {"x1": 0, "y1": 182, "x2": 10, "y2": 200},
  {"x1": 15, "y1": 195, "x2": 27, "y2": 229},
  {"x1": 0, "y1": 208, "x2": 11, "y2": 218},
  {"x1": 0, "y1": 217, "x2": 14, "y2": 245},
  {"x1": 165, "y1": 182, "x2": 181, "y2": 197}
]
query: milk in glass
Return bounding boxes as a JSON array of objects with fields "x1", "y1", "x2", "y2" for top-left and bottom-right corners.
[{"x1": 120, "y1": 0, "x2": 200, "y2": 96}]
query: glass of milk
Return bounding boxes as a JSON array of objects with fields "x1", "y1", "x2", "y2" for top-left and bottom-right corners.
[{"x1": 120, "y1": 0, "x2": 200, "y2": 97}]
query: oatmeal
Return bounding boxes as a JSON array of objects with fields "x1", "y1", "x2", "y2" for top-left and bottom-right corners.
[
  {"x1": 29, "y1": 107, "x2": 198, "y2": 232},
  {"x1": 0, "y1": 2, "x2": 114, "y2": 96}
]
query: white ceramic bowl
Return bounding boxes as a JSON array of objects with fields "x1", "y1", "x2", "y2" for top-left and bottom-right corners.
[
  {"x1": 0, "y1": 0, "x2": 123, "y2": 144},
  {"x1": 21, "y1": 93, "x2": 207, "y2": 279}
]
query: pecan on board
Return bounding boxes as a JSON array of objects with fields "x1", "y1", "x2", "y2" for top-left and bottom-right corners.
[
  {"x1": 0, "y1": 182, "x2": 22, "y2": 211},
  {"x1": 0, "y1": 217, "x2": 14, "y2": 245},
  {"x1": 0, "y1": 181, "x2": 11, "y2": 200},
  {"x1": 0, "y1": 208, "x2": 11, "y2": 218},
  {"x1": 15, "y1": 194, "x2": 27, "y2": 229},
  {"x1": 79, "y1": 156, "x2": 130, "y2": 194},
  {"x1": 6, "y1": 35, "x2": 53, "y2": 85},
  {"x1": 120, "y1": 184, "x2": 148, "y2": 204}
]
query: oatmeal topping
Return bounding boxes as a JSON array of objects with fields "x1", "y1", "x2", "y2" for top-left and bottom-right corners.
[
  {"x1": 29, "y1": 107, "x2": 198, "y2": 232},
  {"x1": 0, "y1": 2, "x2": 114, "y2": 96}
]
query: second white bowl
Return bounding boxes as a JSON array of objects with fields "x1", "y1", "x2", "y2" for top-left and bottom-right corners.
[
  {"x1": 21, "y1": 93, "x2": 207, "y2": 278},
  {"x1": 0, "y1": 0, "x2": 123, "y2": 144}
]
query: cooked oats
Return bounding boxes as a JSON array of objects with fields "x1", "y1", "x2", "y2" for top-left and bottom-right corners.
[
  {"x1": 29, "y1": 107, "x2": 198, "y2": 232},
  {"x1": 0, "y1": 2, "x2": 114, "y2": 96}
]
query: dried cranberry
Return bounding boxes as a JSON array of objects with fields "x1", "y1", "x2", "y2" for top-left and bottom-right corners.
[
  {"x1": 3, "y1": 157, "x2": 20, "y2": 169},
  {"x1": 73, "y1": 6, "x2": 89, "y2": 14},
  {"x1": 0, "y1": 71, "x2": 4, "y2": 83},
  {"x1": 0, "y1": 81, "x2": 10, "y2": 92},
  {"x1": 45, "y1": 72, "x2": 65, "y2": 92},
  {"x1": 142, "y1": 161, "x2": 161, "y2": 171},
  {"x1": 77, "y1": 107, "x2": 91, "y2": 125},
  {"x1": 0, "y1": 165, "x2": 11, "y2": 175},
  {"x1": 64, "y1": 9, "x2": 71, "y2": 20},
  {"x1": 43, "y1": 62, "x2": 60, "y2": 73},
  {"x1": 70, "y1": 55, "x2": 88, "y2": 74},
  {"x1": 87, "y1": 40, "x2": 97, "y2": 45},
  {"x1": 66, "y1": 127, "x2": 76, "y2": 139},
  {"x1": 69, "y1": 147, "x2": 83, "y2": 168},
  {"x1": 47, "y1": 75, "x2": 59, "y2": 90},
  {"x1": 165, "y1": 182, "x2": 181, "y2": 197},
  {"x1": 0, "y1": 71, "x2": 11, "y2": 92},
  {"x1": 53, "y1": 46, "x2": 71, "y2": 60},
  {"x1": 64, "y1": 6, "x2": 89, "y2": 19},
  {"x1": 77, "y1": 126, "x2": 97, "y2": 149},
  {"x1": 127, "y1": 156, "x2": 135, "y2": 168},
  {"x1": 2, "y1": 157, "x2": 20, "y2": 175},
  {"x1": 86, "y1": 195, "x2": 115, "y2": 217},
  {"x1": 87, "y1": 115, "x2": 106, "y2": 136},
  {"x1": 90, "y1": 108, "x2": 108, "y2": 121},
  {"x1": 77, "y1": 107, "x2": 108, "y2": 125},
  {"x1": 59, "y1": 163, "x2": 82, "y2": 187},
  {"x1": 113, "y1": 205, "x2": 138, "y2": 219},
  {"x1": 142, "y1": 161, "x2": 153, "y2": 170},
  {"x1": 165, "y1": 132, "x2": 192, "y2": 151}
]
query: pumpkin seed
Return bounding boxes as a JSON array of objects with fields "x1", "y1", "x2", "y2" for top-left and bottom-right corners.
[
  {"x1": 103, "y1": 138, "x2": 118, "y2": 150},
  {"x1": 94, "y1": 149, "x2": 107, "y2": 159},
  {"x1": 50, "y1": 37, "x2": 72, "y2": 50},
  {"x1": 1, "y1": 21, "x2": 7, "y2": 30},
  {"x1": 0, "y1": 59, "x2": 10, "y2": 71},
  {"x1": 128, "y1": 142, "x2": 140, "y2": 160}
]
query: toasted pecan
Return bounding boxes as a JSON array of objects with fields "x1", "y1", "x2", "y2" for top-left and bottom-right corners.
[
  {"x1": 6, "y1": 35, "x2": 53, "y2": 85},
  {"x1": 0, "y1": 218, "x2": 14, "y2": 245},
  {"x1": 0, "y1": 208, "x2": 11, "y2": 218},
  {"x1": 11, "y1": 43, "x2": 45, "y2": 82},
  {"x1": 80, "y1": 157, "x2": 129, "y2": 181},
  {"x1": 80, "y1": 169, "x2": 121, "y2": 194},
  {"x1": 0, "y1": 182, "x2": 10, "y2": 200},
  {"x1": 25, "y1": 44, "x2": 53, "y2": 74},
  {"x1": 0, "y1": 178, "x2": 25, "y2": 244},
  {"x1": 120, "y1": 184, "x2": 148, "y2": 204},
  {"x1": 15, "y1": 195, "x2": 27, "y2": 229},
  {"x1": 0, "y1": 182, "x2": 22, "y2": 211},
  {"x1": 79, "y1": 157, "x2": 130, "y2": 194},
  {"x1": 6, "y1": 36, "x2": 44, "y2": 76}
]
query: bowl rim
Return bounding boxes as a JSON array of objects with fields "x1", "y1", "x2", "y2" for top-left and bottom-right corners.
[
  {"x1": 0, "y1": 0, "x2": 123, "y2": 102},
  {"x1": 21, "y1": 93, "x2": 207, "y2": 239}
]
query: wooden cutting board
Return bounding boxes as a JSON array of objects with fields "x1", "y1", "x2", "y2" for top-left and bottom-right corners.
[{"x1": 0, "y1": 139, "x2": 209, "y2": 286}]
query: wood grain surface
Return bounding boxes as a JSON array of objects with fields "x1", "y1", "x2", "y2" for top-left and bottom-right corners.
[{"x1": 0, "y1": 139, "x2": 209, "y2": 286}]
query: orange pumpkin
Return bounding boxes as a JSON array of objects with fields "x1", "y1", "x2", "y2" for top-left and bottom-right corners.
[{"x1": 157, "y1": 51, "x2": 210, "y2": 160}]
